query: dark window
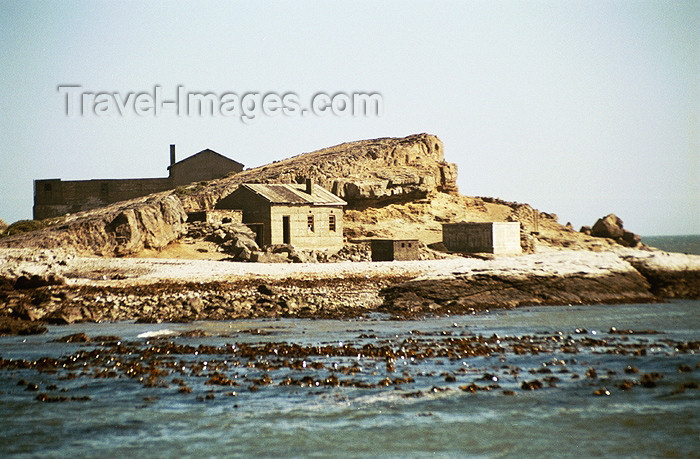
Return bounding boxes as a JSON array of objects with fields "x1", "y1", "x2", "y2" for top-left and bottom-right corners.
[
  {"x1": 307, "y1": 215, "x2": 314, "y2": 232},
  {"x1": 43, "y1": 183, "x2": 52, "y2": 192},
  {"x1": 329, "y1": 214, "x2": 336, "y2": 232}
]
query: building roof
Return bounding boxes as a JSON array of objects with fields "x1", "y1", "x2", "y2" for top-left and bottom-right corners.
[
  {"x1": 169, "y1": 149, "x2": 244, "y2": 170},
  {"x1": 241, "y1": 183, "x2": 347, "y2": 206}
]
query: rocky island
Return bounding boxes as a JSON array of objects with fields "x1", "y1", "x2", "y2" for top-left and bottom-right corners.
[{"x1": 0, "y1": 134, "x2": 698, "y2": 334}]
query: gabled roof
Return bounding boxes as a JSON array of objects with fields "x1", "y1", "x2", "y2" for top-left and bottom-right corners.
[
  {"x1": 169, "y1": 149, "x2": 244, "y2": 170},
  {"x1": 241, "y1": 183, "x2": 347, "y2": 206}
]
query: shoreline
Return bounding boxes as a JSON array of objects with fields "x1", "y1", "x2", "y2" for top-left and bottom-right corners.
[{"x1": 1, "y1": 247, "x2": 699, "y2": 334}]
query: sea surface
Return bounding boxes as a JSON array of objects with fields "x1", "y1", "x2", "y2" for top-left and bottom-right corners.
[
  {"x1": 1, "y1": 301, "x2": 698, "y2": 458},
  {"x1": 642, "y1": 234, "x2": 700, "y2": 255}
]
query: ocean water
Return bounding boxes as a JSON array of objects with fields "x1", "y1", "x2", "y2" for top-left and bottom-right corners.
[
  {"x1": 642, "y1": 234, "x2": 700, "y2": 255},
  {"x1": 0, "y1": 301, "x2": 698, "y2": 458}
]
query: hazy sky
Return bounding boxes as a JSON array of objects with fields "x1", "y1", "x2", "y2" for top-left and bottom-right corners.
[{"x1": 1, "y1": 1, "x2": 698, "y2": 235}]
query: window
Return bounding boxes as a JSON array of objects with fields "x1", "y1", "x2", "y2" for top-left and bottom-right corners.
[
  {"x1": 329, "y1": 214, "x2": 336, "y2": 232},
  {"x1": 43, "y1": 183, "x2": 52, "y2": 192},
  {"x1": 307, "y1": 214, "x2": 314, "y2": 232}
]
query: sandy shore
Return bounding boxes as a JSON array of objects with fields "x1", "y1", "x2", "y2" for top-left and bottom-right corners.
[{"x1": 2, "y1": 246, "x2": 687, "y2": 285}]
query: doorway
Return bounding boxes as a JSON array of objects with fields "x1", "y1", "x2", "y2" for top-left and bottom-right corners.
[{"x1": 282, "y1": 216, "x2": 290, "y2": 244}]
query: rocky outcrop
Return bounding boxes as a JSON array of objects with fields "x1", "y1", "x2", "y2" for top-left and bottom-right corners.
[
  {"x1": 186, "y1": 221, "x2": 259, "y2": 261},
  {"x1": 178, "y1": 133, "x2": 458, "y2": 212},
  {"x1": 379, "y1": 250, "x2": 700, "y2": 317},
  {"x1": 0, "y1": 194, "x2": 188, "y2": 256},
  {"x1": 622, "y1": 252, "x2": 700, "y2": 299},
  {"x1": 379, "y1": 271, "x2": 656, "y2": 318},
  {"x1": 589, "y1": 214, "x2": 642, "y2": 248}
]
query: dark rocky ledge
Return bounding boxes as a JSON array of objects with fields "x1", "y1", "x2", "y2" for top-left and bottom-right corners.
[{"x1": 379, "y1": 271, "x2": 658, "y2": 319}]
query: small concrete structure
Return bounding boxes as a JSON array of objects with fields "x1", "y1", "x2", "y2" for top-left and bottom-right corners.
[
  {"x1": 371, "y1": 239, "x2": 420, "y2": 261},
  {"x1": 187, "y1": 210, "x2": 242, "y2": 225},
  {"x1": 216, "y1": 180, "x2": 346, "y2": 251},
  {"x1": 442, "y1": 222, "x2": 522, "y2": 254}
]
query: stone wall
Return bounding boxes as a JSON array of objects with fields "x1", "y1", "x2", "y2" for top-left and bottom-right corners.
[
  {"x1": 187, "y1": 210, "x2": 243, "y2": 225},
  {"x1": 269, "y1": 205, "x2": 344, "y2": 251},
  {"x1": 34, "y1": 178, "x2": 172, "y2": 220},
  {"x1": 34, "y1": 149, "x2": 244, "y2": 220}
]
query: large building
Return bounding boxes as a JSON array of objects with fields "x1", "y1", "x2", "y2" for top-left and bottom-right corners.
[
  {"x1": 442, "y1": 222, "x2": 522, "y2": 254},
  {"x1": 33, "y1": 145, "x2": 244, "y2": 220},
  {"x1": 216, "y1": 180, "x2": 346, "y2": 251}
]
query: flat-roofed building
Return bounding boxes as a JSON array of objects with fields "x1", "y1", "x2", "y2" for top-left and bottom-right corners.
[{"x1": 442, "y1": 222, "x2": 521, "y2": 254}]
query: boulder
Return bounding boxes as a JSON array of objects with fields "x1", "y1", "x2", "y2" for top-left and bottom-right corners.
[
  {"x1": 590, "y1": 214, "x2": 642, "y2": 248},
  {"x1": 54, "y1": 333, "x2": 90, "y2": 343},
  {"x1": 45, "y1": 306, "x2": 95, "y2": 324},
  {"x1": 12, "y1": 303, "x2": 38, "y2": 322},
  {"x1": 591, "y1": 214, "x2": 625, "y2": 239},
  {"x1": 14, "y1": 273, "x2": 65, "y2": 290}
]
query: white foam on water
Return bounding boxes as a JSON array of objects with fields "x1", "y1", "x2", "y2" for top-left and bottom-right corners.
[{"x1": 137, "y1": 329, "x2": 177, "y2": 338}]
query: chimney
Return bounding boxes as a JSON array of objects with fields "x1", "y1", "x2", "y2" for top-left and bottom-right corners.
[
  {"x1": 305, "y1": 178, "x2": 314, "y2": 195},
  {"x1": 169, "y1": 144, "x2": 176, "y2": 167}
]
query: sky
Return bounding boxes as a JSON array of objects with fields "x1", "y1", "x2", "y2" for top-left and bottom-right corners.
[{"x1": 0, "y1": 0, "x2": 698, "y2": 236}]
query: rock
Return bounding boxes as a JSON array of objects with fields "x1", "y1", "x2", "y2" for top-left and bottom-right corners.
[
  {"x1": 0, "y1": 317, "x2": 47, "y2": 336},
  {"x1": 623, "y1": 253, "x2": 700, "y2": 298},
  {"x1": 521, "y1": 380, "x2": 543, "y2": 390},
  {"x1": 257, "y1": 284, "x2": 276, "y2": 296},
  {"x1": 250, "y1": 252, "x2": 289, "y2": 263},
  {"x1": 184, "y1": 297, "x2": 203, "y2": 314},
  {"x1": 580, "y1": 226, "x2": 591, "y2": 235},
  {"x1": 591, "y1": 214, "x2": 625, "y2": 239},
  {"x1": 45, "y1": 306, "x2": 95, "y2": 324},
  {"x1": 0, "y1": 194, "x2": 188, "y2": 256},
  {"x1": 14, "y1": 273, "x2": 65, "y2": 289},
  {"x1": 0, "y1": 276, "x2": 14, "y2": 290},
  {"x1": 233, "y1": 246, "x2": 253, "y2": 262},
  {"x1": 622, "y1": 230, "x2": 641, "y2": 247},
  {"x1": 590, "y1": 214, "x2": 642, "y2": 247},
  {"x1": 12, "y1": 303, "x2": 38, "y2": 321},
  {"x1": 380, "y1": 267, "x2": 657, "y2": 317},
  {"x1": 54, "y1": 333, "x2": 90, "y2": 343}
]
